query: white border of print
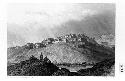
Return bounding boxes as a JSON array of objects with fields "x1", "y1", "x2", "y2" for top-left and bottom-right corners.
[{"x1": 0, "y1": 0, "x2": 125, "y2": 81}]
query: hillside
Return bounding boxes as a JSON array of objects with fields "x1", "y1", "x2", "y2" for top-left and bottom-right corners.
[
  {"x1": 95, "y1": 34, "x2": 115, "y2": 48},
  {"x1": 7, "y1": 33, "x2": 115, "y2": 65},
  {"x1": 77, "y1": 58, "x2": 115, "y2": 76},
  {"x1": 7, "y1": 54, "x2": 115, "y2": 76}
]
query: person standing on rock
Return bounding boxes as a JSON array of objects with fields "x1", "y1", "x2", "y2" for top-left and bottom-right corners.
[{"x1": 40, "y1": 52, "x2": 43, "y2": 61}]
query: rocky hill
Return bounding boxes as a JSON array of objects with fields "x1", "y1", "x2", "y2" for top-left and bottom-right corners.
[{"x1": 7, "y1": 33, "x2": 115, "y2": 65}]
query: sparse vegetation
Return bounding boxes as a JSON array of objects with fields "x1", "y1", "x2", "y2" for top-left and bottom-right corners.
[
  {"x1": 7, "y1": 33, "x2": 115, "y2": 76},
  {"x1": 7, "y1": 54, "x2": 114, "y2": 76},
  {"x1": 77, "y1": 58, "x2": 115, "y2": 76},
  {"x1": 7, "y1": 54, "x2": 59, "y2": 76}
]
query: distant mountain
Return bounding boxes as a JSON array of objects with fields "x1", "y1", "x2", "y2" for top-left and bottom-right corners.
[
  {"x1": 7, "y1": 33, "x2": 115, "y2": 65},
  {"x1": 95, "y1": 34, "x2": 115, "y2": 48}
]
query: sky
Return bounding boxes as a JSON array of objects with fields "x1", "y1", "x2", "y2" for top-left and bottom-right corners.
[{"x1": 7, "y1": 3, "x2": 115, "y2": 47}]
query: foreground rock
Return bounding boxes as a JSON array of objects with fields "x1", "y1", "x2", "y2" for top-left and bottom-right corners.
[
  {"x1": 77, "y1": 58, "x2": 115, "y2": 76},
  {"x1": 8, "y1": 54, "x2": 115, "y2": 76},
  {"x1": 7, "y1": 55, "x2": 59, "y2": 76}
]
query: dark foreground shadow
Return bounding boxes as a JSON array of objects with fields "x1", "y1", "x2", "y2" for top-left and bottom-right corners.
[{"x1": 7, "y1": 54, "x2": 115, "y2": 76}]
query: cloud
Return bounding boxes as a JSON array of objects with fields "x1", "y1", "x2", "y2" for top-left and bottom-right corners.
[
  {"x1": 52, "y1": 11, "x2": 115, "y2": 38},
  {"x1": 7, "y1": 3, "x2": 115, "y2": 47},
  {"x1": 8, "y1": 3, "x2": 97, "y2": 27}
]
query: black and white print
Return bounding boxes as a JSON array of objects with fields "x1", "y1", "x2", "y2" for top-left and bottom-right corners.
[{"x1": 7, "y1": 3, "x2": 115, "y2": 76}]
